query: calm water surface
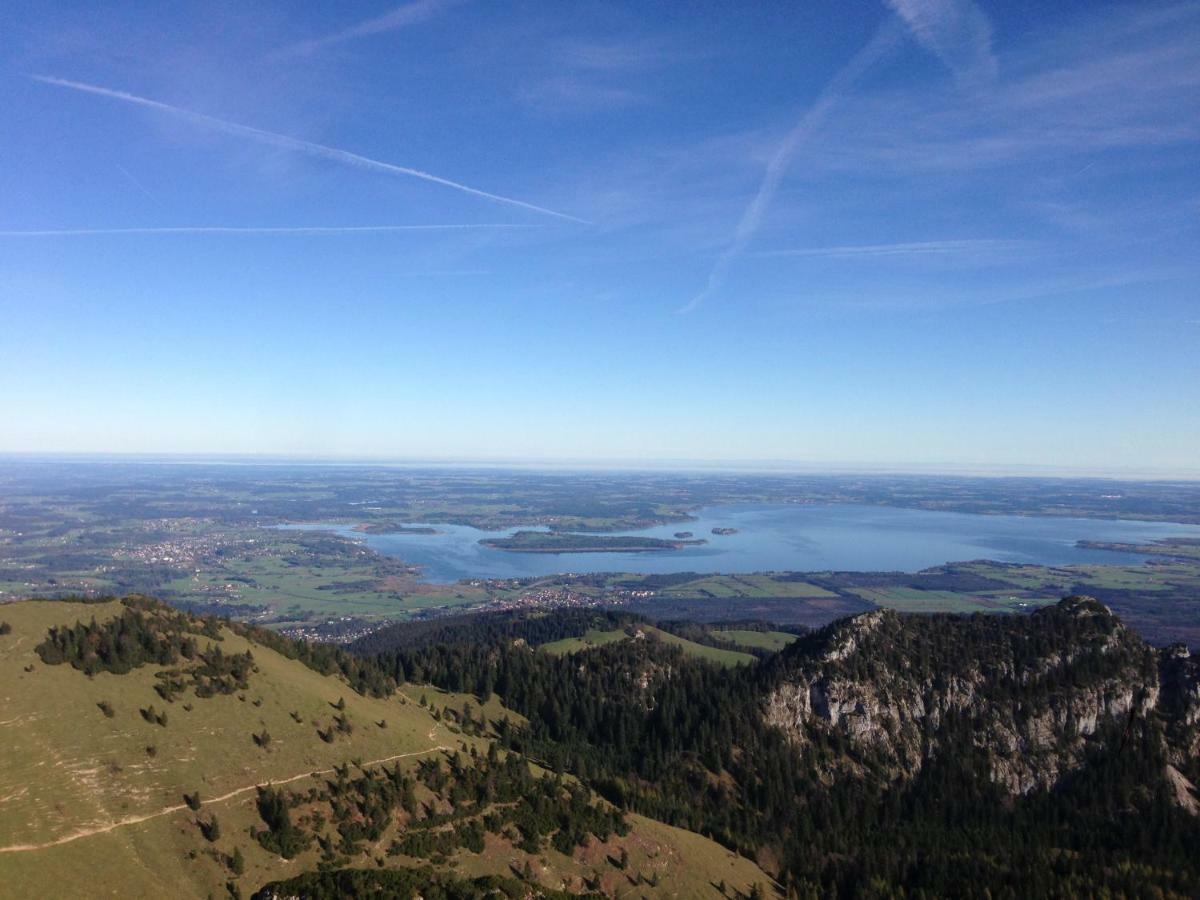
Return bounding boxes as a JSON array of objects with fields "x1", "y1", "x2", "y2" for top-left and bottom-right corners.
[{"x1": 278, "y1": 504, "x2": 1200, "y2": 584}]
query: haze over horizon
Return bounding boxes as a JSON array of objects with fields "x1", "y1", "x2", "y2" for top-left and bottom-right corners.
[
  {"x1": 4, "y1": 451, "x2": 1199, "y2": 482},
  {"x1": 2, "y1": 1, "x2": 1197, "y2": 470}
]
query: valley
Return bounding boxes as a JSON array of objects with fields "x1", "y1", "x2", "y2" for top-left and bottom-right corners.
[{"x1": 3, "y1": 462, "x2": 1200, "y2": 648}]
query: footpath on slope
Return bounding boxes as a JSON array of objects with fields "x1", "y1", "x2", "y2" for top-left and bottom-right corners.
[{"x1": 0, "y1": 743, "x2": 449, "y2": 854}]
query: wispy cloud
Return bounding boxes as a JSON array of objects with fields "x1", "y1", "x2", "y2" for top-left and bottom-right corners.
[
  {"x1": 554, "y1": 36, "x2": 688, "y2": 72},
  {"x1": 518, "y1": 36, "x2": 685, "y2": 114},
  {"x1": 885, "y1": 0, "x2": 997, "y2": 82},
  {"x1": 755, "y1": 239, "x2": 1021, "y2": 258},
  {"x1": 31, "y1": 75, "x2": 588, "y2": 224},
  {"x1": 800, "y1": 5, "x2": 1200, "y2": 176},
  {"x1": 0, "y1": 225, "x2": 541, "y2": 237},
  {"x1": 679, "y1": 22, "x2": 904, "y2": 313},
  {"x1": 273, "y1": 0, "x2": 465, "y2": 59},
  {"x1": 519, "y1": 78, "x2": 645, "y2": 114},
  {"x1": 794, "y1": 266, "x2": 1185, "y2": 313}
]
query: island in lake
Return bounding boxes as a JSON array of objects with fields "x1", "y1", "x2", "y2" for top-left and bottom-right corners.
[
  {"x1": 353, "y1": 522, "x2": 440, "y2": 535},
  {"x1": 481, "y1": 531, "x2": 706, "y2": 553},
  {"x1": 674, "y1": 531, "x2": 694, "y2": 539},
  {"x1": 1076, "y1": 537, "x2": 1200, "y2": 561},
  {"x1": 711, "y1": 527, "x2": 739, "y2": 536}
]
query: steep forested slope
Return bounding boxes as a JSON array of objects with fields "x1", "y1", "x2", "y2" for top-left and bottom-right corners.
[{"x1": 359, "y1": 597, "x2": 1200, "y2": 897}]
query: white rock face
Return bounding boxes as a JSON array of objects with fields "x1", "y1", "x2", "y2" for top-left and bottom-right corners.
[{"x1": 763, "y1": 597, "x2": 1180, "y2": 796}]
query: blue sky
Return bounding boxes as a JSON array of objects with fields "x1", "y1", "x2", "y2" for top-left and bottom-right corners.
[{"x1": 1, "y1": 1, "x2": 1197, "y2": 473}]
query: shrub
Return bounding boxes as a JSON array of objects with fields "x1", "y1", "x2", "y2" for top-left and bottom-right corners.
[
  {"x1": 199, "y1": 815, "x2": 221, "y2": 842},
  {"x1": 139, "y1": 705, "x2": 168, "y2": 727},
  {"x1": 254, "y1": 787, "x2": 311, "y2": 859}
]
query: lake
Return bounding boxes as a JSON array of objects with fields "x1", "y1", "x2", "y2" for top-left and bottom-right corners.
[{"x1": 277, "y1": 503, "x2": 1200, "y2": 584}]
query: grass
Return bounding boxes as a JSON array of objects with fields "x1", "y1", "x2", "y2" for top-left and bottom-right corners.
[
  {"x1": 850, "y1": 587, "x2": 1056, "y2": 615},
  {"x1": 540, "y1": 626, "x2": 755, "y2": 667},
  {"x1": 0, "y1": 601, "x2": 450, "y2": 844},
  {"x1": 0, "y1": 599, "x2": 776, "y2": 897},
  {"x1": 446, "y1": 811, "x2": 776, "y2": 897},
  {"x1": 161, "y1": 539, "x2": 490, "y2": 623},
  {"x1": 540, "y1": 628, "x2": 631, "y2": 655},
  {"x1": 713, "y1": 629, "x2": 799, "y2": 652},
  {"x1": 658, "y1": 573, "x2": 838, "y2": 599},
  {"x1": 643, "y1": 627, "x2": 756, "y2": 666},
  {"x1": 0, "y1": 599, "x2": 458, "y2": 898}
]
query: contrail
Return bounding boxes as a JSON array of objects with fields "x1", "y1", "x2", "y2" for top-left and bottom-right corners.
[
  {"x1": 756, "y1": 239, "x2": 1021, "y2": 258},
  {"x1": 274, "y1": 0, "x2": 466, "y2": 59},
  {"x1": 114, "y1": 163, "x2": 156, "y2": 201},
  {"x1": 0, "y1": 224, "x2": 541, "y2": 237},
  {"x1": 30, "y1": 75, "x2": 588, "y2": 224},
  {"x1": 679, "y1": 22, "x2": 903, "y2": 313}
]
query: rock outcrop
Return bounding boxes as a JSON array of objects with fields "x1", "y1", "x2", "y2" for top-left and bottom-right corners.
[{"x1": 764, "y1": 596, "x2": 1187, "y2": 796}]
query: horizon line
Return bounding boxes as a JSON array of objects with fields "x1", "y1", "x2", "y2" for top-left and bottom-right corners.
[{"x1": 1, "y1": 451, "x2": 1197, "y2": 481}]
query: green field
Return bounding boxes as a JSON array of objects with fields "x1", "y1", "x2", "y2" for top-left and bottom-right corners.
[
  {"x1": 540, "y1": 627, "x2": 632, "y2": 655},
  {"x1": 541, "y1": 626, "x2": 755, "y2": 667},
  {"x1": 656, "y1": 574, "x2": 838, "y2": 600},
  {"x1": 713, "y1": 629, "x2": 800, "y2": 652},
  {"x1": 848, "y1": 587, "x2": 1057, "y2": 614},
  {"x1": 644, "y1": 627, "x2": 756, "y2": 666},
  {"x1": 167, "y1": 539, "x2": 489, "y2": 621}
]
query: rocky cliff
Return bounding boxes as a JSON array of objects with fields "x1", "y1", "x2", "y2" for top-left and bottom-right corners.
[{"x1": 764, "y1": 596, "x2": 1198, "y2": 800}]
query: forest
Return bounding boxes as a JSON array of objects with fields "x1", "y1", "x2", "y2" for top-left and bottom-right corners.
[
  {"x1": 26, "y1": 593, "x2": 1200, "y2": 896},
  {"x1": 350, "y1": 602, "x2": 1200, "y2": 897}
]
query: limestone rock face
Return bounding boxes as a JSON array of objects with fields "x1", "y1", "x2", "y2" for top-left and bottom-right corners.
[
  {"x1": 764, "y1": 596, "x2": 1185, "y2": 796},
  {"x1": 1160, "y1": 644, "x2": 1200, "y2": 761}
]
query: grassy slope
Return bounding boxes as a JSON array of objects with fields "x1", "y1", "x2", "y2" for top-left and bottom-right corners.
[
  {"x1": 446, "y1": 813, "x2": 774, "y2": 898},
  {"x1": 713, "y1": 630, "x2": 800, "y2": 652},
  {"x1": 540, "y1": 628, "x2": 632, "y2": 655},
  {"x1": 0, "y1": 601, "x2": 775, "y2": 898},
  {"x1": 644, "y1": 627, "x2": 756, "y2": 666},
  {"x1": 0, "y1": 599, "x2": 452, "y2": 898},
  {"x1": 540, "y1": 626, "x2": 756, "y2": 667}
]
